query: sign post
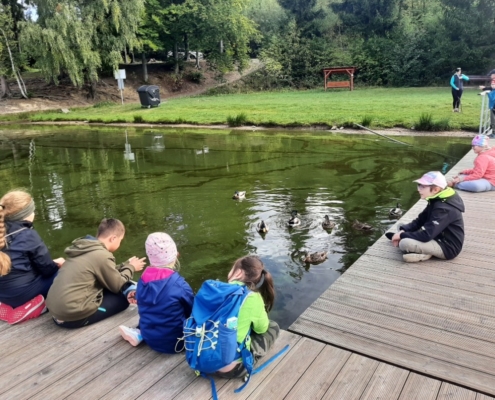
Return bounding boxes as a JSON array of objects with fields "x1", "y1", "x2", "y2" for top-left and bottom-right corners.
[{"x1": 114, "y1": 69, "x2": 126, "y2": 105}]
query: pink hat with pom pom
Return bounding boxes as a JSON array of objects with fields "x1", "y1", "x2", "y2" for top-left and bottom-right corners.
[{"x1": 145, "y1": 232, "x2": 178, "y2": 267}]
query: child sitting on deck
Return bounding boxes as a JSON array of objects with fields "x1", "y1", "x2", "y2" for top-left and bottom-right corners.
[
  {"x1": 46, "y1": 218, "x2": 145, "y2": 328},
  {"x1": 119, "y1": 232, "x2": 194, "y2": 353},
  {"x1": 389, "y1": 171, "x2": 465, "y2": 263},
  {"x1": 448, "y1": 135, "x2": 495, "y2": 192},
  {"x1": 0, "y1": 189, "x2": 65, "y2": 324}
]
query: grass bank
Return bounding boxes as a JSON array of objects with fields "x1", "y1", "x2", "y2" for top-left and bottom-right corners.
[{"x1": 1, "y1": 87, "x2": 483, "y2": 131}]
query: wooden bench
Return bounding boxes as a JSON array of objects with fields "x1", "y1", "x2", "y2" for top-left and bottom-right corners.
[{"x1": 326, "y1": 81, "x2": 351, "y2": 89}]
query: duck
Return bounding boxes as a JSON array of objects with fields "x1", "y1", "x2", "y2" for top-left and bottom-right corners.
[
  {"x1": 389, "y1": 203, "x2": 403, "y2": 218},
  {"x1": 232, "y1": 191, "x2": 246, "y2": 200},
  {"x1": 304, "y1": 251, "x2": 328, "y2": 264},
  {"x1": 322, "y1": 215, "x2": 336, "y2": 230},
  {"x1": 257, "y1": 220, "x2": 269, "y2": 234},
  {"x1": 352, "y1": 220, "x2": 374, "y2": 231},
  {"x1": 288, "y1": 210, "x2": 301, "y2": 227}
]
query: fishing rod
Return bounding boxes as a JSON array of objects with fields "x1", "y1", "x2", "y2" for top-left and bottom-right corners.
[{"x1": 353, "y1": 123, "x2": 461, "y2": 163}]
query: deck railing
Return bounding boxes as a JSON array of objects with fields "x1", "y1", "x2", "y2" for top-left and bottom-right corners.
[{"x1": 479, "y1": 91, "x2": 492, "y2": 135}]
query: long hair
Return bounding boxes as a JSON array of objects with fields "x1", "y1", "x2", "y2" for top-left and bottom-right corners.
[
  {"x1": 232, "y1": 256, "x2": 275, "y2": 312},
  {"x1": 0, "y1": 189, "x2": 33, "y2": 276}
]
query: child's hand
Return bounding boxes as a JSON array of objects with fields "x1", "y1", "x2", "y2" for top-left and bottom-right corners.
[
  {"x1": 129, "y1": 256, "x2": 146, "y2": 272},
  {"x1": 127, "y1": 290, "x2": 138, "y2": 305},
  {"x1": 53, "y1": 257, "x2": 65, "y2": 267}
]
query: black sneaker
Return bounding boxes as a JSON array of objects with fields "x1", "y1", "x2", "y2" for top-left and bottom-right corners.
[{"x1": 385, "y1": 232, "x2": 394, "y2": 240}]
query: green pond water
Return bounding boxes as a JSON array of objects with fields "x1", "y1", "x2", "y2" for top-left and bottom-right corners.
[{"x1": 0, "y1": 126, "x2": 469, "y2": 328}]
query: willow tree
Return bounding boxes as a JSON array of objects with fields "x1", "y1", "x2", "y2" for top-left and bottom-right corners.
[{"x1": 20, "y1": 0, "x2": 144, "y2": 97}]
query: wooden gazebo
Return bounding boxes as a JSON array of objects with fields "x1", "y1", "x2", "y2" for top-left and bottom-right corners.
[{"x1": 323, "y1": 66, "x2": 356, "y2": 91}]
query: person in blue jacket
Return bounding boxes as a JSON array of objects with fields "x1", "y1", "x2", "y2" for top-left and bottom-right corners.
[
  {"x1": 0, "y1": 189, "x2": 65, "y2": 324},
  {"x1": 119, "y1": 232, "x2": 194, "y2": 353},
  {"x1": 450, "y1": 68, "x2": 469, "y2": 112}
]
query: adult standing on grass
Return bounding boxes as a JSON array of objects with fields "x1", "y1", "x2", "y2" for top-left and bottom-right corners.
[{"x1": 450, "y1": 67, "x2": 469, "y2": 112}]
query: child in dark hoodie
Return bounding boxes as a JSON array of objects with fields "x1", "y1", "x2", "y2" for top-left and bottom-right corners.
[
  {"x1": 119, "y1": 232, "x2": 194, "y2": 353},
  {"x1": 388, "y1": 171, "x2": 465, "y2": 263},
  {"x1": 46, "y1": 218, "x2": 145, "y2": 328}
]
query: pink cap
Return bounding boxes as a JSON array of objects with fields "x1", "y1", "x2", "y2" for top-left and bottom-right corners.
[
  {"x1": 472, "y1": 134, "x2": 489, "y2": 147},
  {"x1": 145, "y1": 232, "x2": 177, "y2": 267},
  {"x1": 413, "y1": 171, "x2": 447, "y2": 189}
]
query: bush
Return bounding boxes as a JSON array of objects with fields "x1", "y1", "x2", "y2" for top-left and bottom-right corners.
[
  {"x1": 415, "y1": 113, "x2": 451, "y2": 131},
  {"x1": 133, "y1": 115, "x2": 144, "y2": 123},
  {"x1": 227, "y1": 113, "x2": 248, "y2": 127},
  {"x1": 360, "y1": 115, "x2": 373, "y2": 127},
  {"x1": 186, "y1": 71, "x2": 205, "y2": 84}
]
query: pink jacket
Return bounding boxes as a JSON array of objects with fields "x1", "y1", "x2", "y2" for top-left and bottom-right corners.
[{"x1": 460, "y1": 151, "x2": 495, "y2": 185}]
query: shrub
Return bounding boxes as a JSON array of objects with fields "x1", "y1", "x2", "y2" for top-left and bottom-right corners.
[
  {"x1": 227, "y1": 113, "x2": 248, "y2": 127},
  {"x1": 133, "y1": 115, "x2": 144, "y2": 123},
  {"x1": 415, "y1": 113, "x2": 451, "y2": 131},
  {"x1": 360, "y1": 115, "x2": 373, "y2": 127},
  {"x1": 186, "y1": 71, "x2": 204, "y2": 84}
]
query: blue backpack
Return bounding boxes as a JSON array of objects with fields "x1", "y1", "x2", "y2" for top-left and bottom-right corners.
[{"x1": 182, "y1": 280, "x2": 289, "y2": 399}]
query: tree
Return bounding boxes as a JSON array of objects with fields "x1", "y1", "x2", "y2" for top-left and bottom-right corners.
[{"x1": 20, "y1": 0, "x2": 144, "y2": 97}]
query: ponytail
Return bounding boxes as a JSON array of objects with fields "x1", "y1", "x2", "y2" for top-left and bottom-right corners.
[
  {"x1": 0, "y1": 205, "x2": 12, "y2": 276},
  {"x1": 232, "y1": 256, "x2": 275, "y2": 312}
]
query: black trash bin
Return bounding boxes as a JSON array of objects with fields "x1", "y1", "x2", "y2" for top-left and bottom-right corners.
[{"x1": 137, "y1": 85, "x2": 161, "y2": 108}]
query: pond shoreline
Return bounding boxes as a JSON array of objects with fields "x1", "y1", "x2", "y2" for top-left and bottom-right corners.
[{"x1": 0, "y1": 120, "x2": 476, "y2": 137}]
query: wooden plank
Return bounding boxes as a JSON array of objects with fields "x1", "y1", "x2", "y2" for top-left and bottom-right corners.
[
  {"x1": 28, "y1": 341, "x2": 138, "y2": 400},
  {"x1": 341, "y1": 268, "x2": 495, "y2": 313},
  {"x1": 285, "y1": 345, "x2": 351, "y2": 400},
  {"x1": 215, "y1": 330, "x2": 302, "y2": 400},
  {"x1": 398, "y1": 372, "x2": 441, "y2": 400},
  {"x1": 437, "y1": 382, "x2": 477, "y2": 400},
  {"x1": 99, "y1": 352, "x2": 184, "y2": 400},
  {"x1": 321, "y1": 353, "x2": 379, "y2": 400},
  {"x1": 247, "y1": 338, "x2": 325, "y2": 400},
  {"x1": 0, "y1": 308, "x2": 138, "y2": 396},
  {"x1": 324, "y1": 283, "x2": 495, "y2": 342},
  {"x1": 137, "y1": 360, "x2": 195, "y2": 400},
  {"x1": 359, "y1": 363, "x2": 409, "y2": 400},
  {"x1": 477, "y1": 394, "x2": 495, "y2": 400},
  {"x1": 290, "y1": 318, "x2": 495, "y2": 395},
  {"x1": 304, "y1": 302, "x2": 495, "y2": 371}
]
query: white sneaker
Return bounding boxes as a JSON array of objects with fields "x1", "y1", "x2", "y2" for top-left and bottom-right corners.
[
  {"x1": 119, "y1": 326, "x2": 143, "y2": 346},
  {"x1": 403, "y1": 253, "x2": 432, "y2": 263}
]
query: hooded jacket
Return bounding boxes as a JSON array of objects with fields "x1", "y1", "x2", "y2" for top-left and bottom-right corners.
[
  {"x1": 136, "y1": 267, "x2": 194, "y2": 354},
  {"x1": 0, "y1": 221, "x2": 59, "y2": 306},
  {"x1": 46, "y1": 236, "x2": 134, "y2": 321},
  {"x1": 399, "y1": 188, "x2": 465, "y2": 260}
]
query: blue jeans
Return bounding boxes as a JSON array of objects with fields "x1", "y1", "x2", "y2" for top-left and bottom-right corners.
[{"x1": 455, "y1": 178, "x2": 495, "y2": 192}]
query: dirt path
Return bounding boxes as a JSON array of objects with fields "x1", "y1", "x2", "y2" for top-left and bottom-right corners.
[{"x1": 0, "y1": 59, "x2": 264, "y2": 115}]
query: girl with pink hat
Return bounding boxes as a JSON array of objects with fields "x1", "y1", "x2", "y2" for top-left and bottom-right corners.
[
  {"x1": 448, "y1": 134, "x2": 495, "y2": 192},
  {"x1": 119, "y1": 232, "x2": 194, "y2": 353}
]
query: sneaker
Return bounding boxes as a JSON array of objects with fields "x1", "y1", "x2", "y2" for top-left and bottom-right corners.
[
  {"x1": 9, "y1": 295, "x2": 45, "y2": 324},
  {"x1": 119, "y1": 326, "x2": 143, "y2": 346},
  {"x1": 403, "y1": 253, "x2": 432, "y2": 263},
  {"x1": 0, "y1": 302, "x2": 14, "y2": 322}
]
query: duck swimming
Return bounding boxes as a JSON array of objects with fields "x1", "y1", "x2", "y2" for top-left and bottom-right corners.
[
  {"x1": 257, "y1": 220, "x2": 269, "y2": 234},
  {"x1": 352, "y1": 220, "x2": 374, "y2": 231},
  {"x1": 232, "y1": 191, "x2": 246, "y2": 200},
  {"x1": 304, "y1": 251, "x2": 328, "y2": 264},
  {"x1": 288, "y1": 210, "x2": 301, "y2": 227},
  {"x1": 322, "y1": 215, "x2": 336, "y2": 230},
  {"x1": 389, "y1": 203, "x2": 403, "y2": 218}
]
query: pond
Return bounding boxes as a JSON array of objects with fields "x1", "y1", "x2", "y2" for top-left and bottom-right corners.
[{"x1": 0, "y1": 126, "x2": 469, "y2": 328}]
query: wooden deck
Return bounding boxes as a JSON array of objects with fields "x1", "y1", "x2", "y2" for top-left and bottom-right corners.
[
  {"x1": 0, "y1": 311, "x2": 491, "y2": 400},
  {"x1": 2, "y1": 150, "x2": 495, "y2": 399},
  {"x1": 290, "y1": 150, "x2": 495, "y2": 397}
]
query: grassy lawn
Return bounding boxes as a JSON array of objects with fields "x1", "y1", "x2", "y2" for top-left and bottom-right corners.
[{"x1": 1, "y1": 87, "x2": 484, "y2": 130}]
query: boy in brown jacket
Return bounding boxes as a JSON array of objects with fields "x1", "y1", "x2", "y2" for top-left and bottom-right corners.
[{"x1": 46, "y1": 218, "x2": 145, "y2": 328}]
